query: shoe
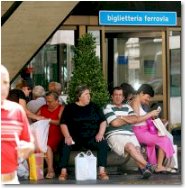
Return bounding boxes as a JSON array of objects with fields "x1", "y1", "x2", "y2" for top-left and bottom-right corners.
[
  {"x1": 155, "y1": 167, "x2": 177, "y2": 174},
  {"x1": 58, "y1": 172, "x2": 68, "y2": 181},
  {"x1": 141, "y1": 168, "x2": 152, "y2": 179},
  {"x1": 146, "y1": 163, "x2": 156, "y2": 173},
  {"x1": 98, "y1": 172, "x2": 109, "y2": 180},
  {"x1": 46, "y1": 172, "x2": 55, "y2": 179},
  {"x1": 166, "y1": 168, "x2": 177, "y2": 174}
]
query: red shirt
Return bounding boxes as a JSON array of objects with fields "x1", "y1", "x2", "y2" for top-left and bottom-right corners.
[{"x1": 1, "y1": 100, "x2": 32, "y2": 174}]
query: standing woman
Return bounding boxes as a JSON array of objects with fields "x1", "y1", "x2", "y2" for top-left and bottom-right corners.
[
  {"x1": 37, "y1": 91, "x2": 65, "y2": 179},
  {"x1": 131, "y1": 84, "x2": 175, "y2": 173},
  {"x1": 58, "y1": 85, "x2": 109, "y2": 181}
]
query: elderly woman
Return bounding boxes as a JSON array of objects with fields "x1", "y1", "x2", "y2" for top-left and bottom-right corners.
[
  {"x1": 37, "y1": 91, "x2": 65, "y2": 179},
  {"x1": 58, "y1": 85, "x2": 109, "y2": 181},
  {"x1": 130, "y1": 84, "x2": 175, "y2": 173},
  {"x1": 27, "y1": 85, "x2": 46, "y2": 114}
]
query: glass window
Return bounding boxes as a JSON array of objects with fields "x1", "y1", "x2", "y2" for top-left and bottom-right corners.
[
  {"x1": 11, "y1": 30, "x2": 75, "y2": 94},
  {"x1": 88, "y1": 30, "x2": 101, "y2": 60},
  {"x1": 114, "y1": 36, "x2": 163, "y2": 95}
]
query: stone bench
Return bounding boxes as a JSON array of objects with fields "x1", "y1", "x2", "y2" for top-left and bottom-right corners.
[{"x1": 65, "y1": 150, "x2": 137, "y2": 174}]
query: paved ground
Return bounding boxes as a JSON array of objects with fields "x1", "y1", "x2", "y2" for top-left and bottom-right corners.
[
  {"x1": 20, "y1": 170, "x2": 181, "y2": 185},
  {"x1": 20, "y1": 131, "x2": 182, "y2": 185}
]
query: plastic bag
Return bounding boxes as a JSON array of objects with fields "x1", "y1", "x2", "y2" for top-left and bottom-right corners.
[
  {"x1": 75, "y1": 150, "x2": 97, "y2": 180},
  {"x1": 30, "y1": 119, "x2": 50, "y2": 153},
  {"x1": 17, "y1": 159, "x2": 29, "y2": 179},
  {"x1": 28, "y1": 153, "x2": 44, "y2": 180},
  {"x1": 163, "y1": 144, "x2": 178, "y2": 169}
]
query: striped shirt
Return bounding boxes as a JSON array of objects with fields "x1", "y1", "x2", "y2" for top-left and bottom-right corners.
[
  {"x1": 103, "y1": 103, "x2": 136, "y2": 137},
  {"x1": 1, "y1": 100, "x2": 31, "y2": 174}
]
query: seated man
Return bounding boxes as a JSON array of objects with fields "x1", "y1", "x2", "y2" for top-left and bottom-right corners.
[{"x1": 103, "y1": 86, "x2": 153, "y2": 179}]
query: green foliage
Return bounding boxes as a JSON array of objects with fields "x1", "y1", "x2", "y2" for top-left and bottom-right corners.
[{"x1": 67, "y1": 33, "x2": 109, "y2": 107}]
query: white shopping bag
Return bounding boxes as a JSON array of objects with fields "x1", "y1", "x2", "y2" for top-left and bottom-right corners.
[
  {"x1": 152, "y1": 118, "x2": 167, "y2": 136},
  {"x1": 75, "y1": 150, "x2": 97, "y2": 180},
  {"x1": 163, "y1": 144, "x2": 178, "y2": 169},
  {"x1": 86, "y1": 150, "x2": 97, "y2": 180},
  {"x1": 30, "y1": 119, "x2": 50, "y2": 153}
]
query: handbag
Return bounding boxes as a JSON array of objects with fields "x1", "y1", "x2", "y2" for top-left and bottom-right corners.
[
  {"x1": 152, "y1": 118, "x2": 168, "y2": 136},
  {"x1": 75, "y1": 150, "x2": 97, "y2": 180}
]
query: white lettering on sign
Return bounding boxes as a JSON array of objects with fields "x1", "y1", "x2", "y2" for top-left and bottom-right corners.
[
  {"x1": 107, "y1": 14, "x2": 143, "y2": 22},
  {"x1": 144, "y1": 15, "x2": 169, "y2": 22}
]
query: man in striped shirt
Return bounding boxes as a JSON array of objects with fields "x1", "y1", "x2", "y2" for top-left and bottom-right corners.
[
  {"x1": 103, "y1": 86, "x2": 153, "y2": 179},
  {"x1": 1, "y1": 65, "x2": 34, "y2": 184}
]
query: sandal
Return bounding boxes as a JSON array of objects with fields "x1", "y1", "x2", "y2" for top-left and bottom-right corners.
[
  {"x1": 98, "y1": 172, "x2": 109, "y2": 180},
  {"x1": 166, "y1": 167, "x2": 178, "y2": 174},
  {"x1": 46, "y1": 172, "x2": 55, "y2": 179},
  {"x1": 155, "y1": 167, "x2": 177, "y2": 174},
  {"x1": 58, "y1": 172, "x2": 68, "y2": 181}
]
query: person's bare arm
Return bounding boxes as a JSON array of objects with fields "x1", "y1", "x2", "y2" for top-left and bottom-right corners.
[
  {"x1": 60, "y1": 124, "x2": 73, "y2": 145},
  {"x1": 96, "y1": 121, "x2": 107, "y2": 142},
  {"x1": 19, "y1": 99, "x2": 45, "y2": 121},
  {"x1": 131, "y1": 101, "x2": 160, "y2": 123},
  {"x1": 111, "y1": 114, "x2": 138, "y2": 127}
]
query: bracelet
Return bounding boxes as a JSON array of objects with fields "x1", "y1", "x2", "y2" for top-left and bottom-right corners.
[{"x1": 65, "y1": 136, "x2": 71, "y2": 139}]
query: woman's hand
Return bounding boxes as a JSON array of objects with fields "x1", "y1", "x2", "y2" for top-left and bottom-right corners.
[
  {"x1": 65, "y1": 136, "x2": 74, "y2": 145},
  {"x1": 95, "y1": 133, "x2": 104, "y2": 142},
  {"x1": 149, "y1": 109, "x2": 161, "y2": 118}
]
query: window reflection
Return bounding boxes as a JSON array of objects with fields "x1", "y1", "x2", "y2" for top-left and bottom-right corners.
[{"x1": 115, "y1": 37, "x2": 163, "y2": 94}]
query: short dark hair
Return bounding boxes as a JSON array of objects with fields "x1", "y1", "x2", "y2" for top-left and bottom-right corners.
[
  {"x1": 75, "y1": 84, "x2": 90, "y2": 102},
  {"x1": 137, "y1": 84, "x2": 154, "y2": 97},
  {"x1": 111, "y1": 86, "x2": 123, "y2": 96}
]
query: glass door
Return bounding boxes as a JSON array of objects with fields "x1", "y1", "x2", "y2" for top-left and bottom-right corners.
[{"x1": 106, "y1": 31, "x2": 167, "y2": 117}]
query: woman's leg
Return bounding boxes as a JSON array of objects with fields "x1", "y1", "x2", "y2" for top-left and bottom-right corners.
[
  {"x1": 133, "y1": 126, "x2": 174, "y2": 165},
  {"x1": 45, "y1": 146, "x2": 54, "y2": 173},
  {"x1": 58, "y1": 142, "x2": 72, "y2": 180},
  {"x1": 155, "y1": 148, "x2": 168, "y2": 172},
  {"x1": 85, "y1": 138, "x2": 109, "y2": 179}
]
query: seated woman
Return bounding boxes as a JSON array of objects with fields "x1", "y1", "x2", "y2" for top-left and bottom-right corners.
[
  {"x1": 130, "y1": 84, "x2": 175, "y2": 173},
  {"x1": 58, "y1": 85, "x2": 109, "y2": 181},
  {"x1": 27, "y1": 85, "x2": 46, "y2": 114},
  {"x1": 8, "y1": 80, "x2": 44, "y2": 121},
  {"x1": 37, "y1": 91, "x2": 65, "y2": 179}
]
